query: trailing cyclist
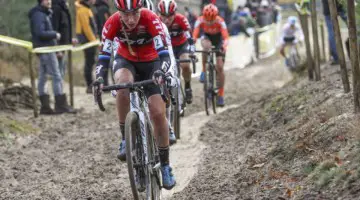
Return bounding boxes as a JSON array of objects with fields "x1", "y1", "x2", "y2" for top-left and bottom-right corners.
[
  {"x1": 279, "y1": 16, "x2": 304, "y2": 62},
  {"x1": 93, "y1": 0, "x2": 176, "y2": 190},
  {"x1": 193, "y1": 3, "x2": 229, "y2": 107},
  {"x1": 142, "y1": 0, "x2": 178, "y2": 145},
  {"x1": 157, "y1": 0, "x2": 196, "y2": 105}
]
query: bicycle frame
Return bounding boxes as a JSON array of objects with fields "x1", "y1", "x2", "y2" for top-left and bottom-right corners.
[{"x1": 129, "y1": 89, "x2": 151, "y2": 166}]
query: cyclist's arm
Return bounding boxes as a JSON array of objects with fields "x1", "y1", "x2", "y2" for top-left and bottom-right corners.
[
  {"x1": 192, "y1": 19, "x2": 202, "y2": 43},
  {"x1": 95, "y1": 18, "x2": 116, "y2": 80},
  {"x1": 220, "y1": 20, "x2": 230, "y2": 49},
  {"x1": 147, "y1": 15, "x2": 173, "y2": 73},
  {"x1": 161, "y1": 22, "x2": 176, "y2": 71},
  {"x1": 179, "y1": 15, "x2": 195, "y2": 46},
  {"x1": 296, "y1": 24, "x2": 305, "y2": 42}
]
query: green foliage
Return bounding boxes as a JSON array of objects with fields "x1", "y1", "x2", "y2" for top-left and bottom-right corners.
[{"x1": 0, "y1": 0, "x2": 36, "y2": 40}]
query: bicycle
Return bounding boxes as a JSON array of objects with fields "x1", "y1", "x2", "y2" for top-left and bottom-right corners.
[
  {"x1": 171, "y1": 56, "x2": 198, "y2": 139},
  {"x1": 196, "y1": 48, "x2": 221, "y2": 116},
  {"x1": 94, "y1": 79, "x2": 174, "y2": 200},
  {"x1": 285, "y1": 43, "x2": 301, "y2": 71}
]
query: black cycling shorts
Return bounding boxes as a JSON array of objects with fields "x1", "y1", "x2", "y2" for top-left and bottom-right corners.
[
  {"x1": 283, "y1": 36, "x2": 295, "y2": 44},
  {"x1": 173, "y1": 41, "x2": 190, "y2": 59},
  {"x1": 113, "y1": 55, "x2": 161, "y2": 98},
  {"x1": 202, "y1": 33, "x2": 226, "y2": 58}
]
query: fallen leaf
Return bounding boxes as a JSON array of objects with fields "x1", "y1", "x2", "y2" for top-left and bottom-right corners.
[
  {"x1": 286, "y1": 188, "x2": 293, "y2": 198},
  {"x1": 252, "y1": 163, "x2": 265, "y2": 168},
  {"x1": 335, "y1": 156, "x2": 343, "y2": 166}
]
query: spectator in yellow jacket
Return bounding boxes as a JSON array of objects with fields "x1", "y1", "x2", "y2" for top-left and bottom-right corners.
[{"x1": 75, "y1": 0, "x2": 98, "y2": 93}]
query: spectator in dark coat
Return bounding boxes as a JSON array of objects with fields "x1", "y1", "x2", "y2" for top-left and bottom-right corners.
[
  {"x1": 95, "y1": 0, "x2": 111, "y2": 37},
  {"x1": 28, "y1": 0, "x2": 76, "y2": 115},
  {"x1": 322, "y1": 0, "x2": 347, "y2": 65},
  {"x1": 51, "y1": 0, "x2": 72, "y2": 78}
]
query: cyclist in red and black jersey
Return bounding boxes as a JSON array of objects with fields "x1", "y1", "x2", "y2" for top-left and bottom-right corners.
[
  {"x1": 158, "y1": 0, "x2": 195, "y2": 104},
  {"x1": 93, "y1": 0, "x2": 176, "y2": 190}
]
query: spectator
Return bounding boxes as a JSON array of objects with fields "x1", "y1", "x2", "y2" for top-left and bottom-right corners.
[
  {"x1": 95, "y1": 0, "x2": 111, "y2": 37},
  {"x1": 256, "y1": 0, "x2": 273, "y2": 27},
  {"x1": 28, "y1": 0, "x2": 76, "y2": 115},
  {"x1": 229, "y1": 6, "x2": 255, "y2": 37},
  {"x1": 184, "y1": 6, "x2": 198, "y2": 30},
  {"x1": 75, "y1": 0, "x2": 98, "y2": 93},
  {"x1": 322, "y1": 0, "x2": 347, "y2": 65},
  {"x1": 51, "y1": 0, "x2": 72, "y2": 78}
]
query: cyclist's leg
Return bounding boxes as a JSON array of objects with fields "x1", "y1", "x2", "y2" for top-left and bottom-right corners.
[
  {"x1": 216, "y1": 53, "x2": 226, "y2": 106},
  {"x1": 140, "y1": 59, "x2": 176, "y2": 189},
  {"x1": 113, "y1": 55, "x2": 135, "y2": 161},
  {"x1": 179, "y1": 47, "x2": 193, "y2": 103},
  {"x1": 200, "y1": 38, "x2": 211, "y2": 82}
]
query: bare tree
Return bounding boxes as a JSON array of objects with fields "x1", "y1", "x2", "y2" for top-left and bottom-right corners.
[
  {"x1": 328, "y1": 0, "x2": 350, "y2": 93},
  {"x1": 347, "y1": 0, "x2": 360, "y2": 112},
  {"x1": 310, "y1": 0, "x2": 321, "y2": 81}
]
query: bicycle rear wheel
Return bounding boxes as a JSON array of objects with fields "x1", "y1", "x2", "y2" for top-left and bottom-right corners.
[
  {"x1": 125, "y1": 112, "x2": 148, "y2": 200},
  {"x1": 203, "y1": 63, "x2": 210, "y2": 116},
  {"x1": 147, "y1": 121, "x2": 161, "y2": 200}
]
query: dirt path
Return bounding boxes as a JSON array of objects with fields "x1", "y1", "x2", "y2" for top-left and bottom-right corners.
[{"x1": 0, "y1": 35, "x2": 292, "y2": 199}]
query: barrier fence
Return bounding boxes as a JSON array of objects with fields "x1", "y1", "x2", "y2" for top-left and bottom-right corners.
[
  {"x1": 0, "y1": 23, "x2": 277, "y2": 117},
  {"x1": 0, "y1": 35, "x2": 100, "y2": 117}
]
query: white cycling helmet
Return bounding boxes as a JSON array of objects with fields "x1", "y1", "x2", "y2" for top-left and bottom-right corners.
[
  {"x1": 260, "y1": 0, "x2": 269, "y2": 7},
  {"x1": 288, "y1": 16, "x2": 297, "y2": 25},
  {"x1": 143, "y1": 0, "x2": 155, "y2": 12}
]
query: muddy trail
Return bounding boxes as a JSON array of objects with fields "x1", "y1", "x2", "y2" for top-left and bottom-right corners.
[{"x1": 0, "y1": 39, "x2": 293, "y2": 199}]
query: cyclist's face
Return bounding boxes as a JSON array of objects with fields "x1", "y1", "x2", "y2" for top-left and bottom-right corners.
[
  {"x1": 290, "y1": 24, "x2": 295, "y2": 29},
  {"x1": 160, "y1": 14, "x2": 175, "y2": 27},
  {"x1": 120, "y1": 10, "x2": 141, "y2": 30}
]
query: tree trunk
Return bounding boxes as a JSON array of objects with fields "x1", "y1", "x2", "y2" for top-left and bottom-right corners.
[
  {"x1": 320, "y1": 20, "x2": 326, "y2": 62},
  {"x1": 328, "y1": 0, "x2": 350, "y2": 93},
  {"x1": 310, "y1": 0, "x2": 321, "y2": 81},
  {"x1": 299, "y1": 14, "x2": 314, "y2": 80},
  {"x1": 347, "y1": 0, "x2": 360, "y2": 112}
]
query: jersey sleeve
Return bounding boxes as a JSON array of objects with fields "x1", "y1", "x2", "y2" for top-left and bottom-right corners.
[
  {"x1": 179, "y1": 15, "x2": 191, "y2": 32},
  {"x1": 218, "y1": 17, "x2": 229, "y2": 47},
  {"x1": 192, "y1": 17, "x2": 202, "y2": 41},
  {"x1": 146, "y1": 11, "x2": 169, "y2": 54},
  {"x1": 95, "y1": 14, "x2": 117, "y2": 79}
]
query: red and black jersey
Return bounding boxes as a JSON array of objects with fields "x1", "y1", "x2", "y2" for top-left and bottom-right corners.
[
  {"x1": 167, "y1": 13, "x2": 191, "y2": 47},
  {"x1": 100, "y1": 9, "x2": 168, "y2": 62}
]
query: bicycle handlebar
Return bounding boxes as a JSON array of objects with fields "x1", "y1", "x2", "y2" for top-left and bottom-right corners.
[
  {"x1": 95, "y1": 78, "x2": 176, "y2": 112},
  {"x1": 102, "y1": 79, "x2": 154, "y2": 92}
]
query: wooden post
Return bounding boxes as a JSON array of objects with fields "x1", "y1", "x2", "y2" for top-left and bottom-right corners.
[
  {"x1": 347, "y1": 0, "x2": 360, "y2": 112},
  {"x1": 28, "y1": 52, "x2": 38, "y2": 118},
  {"x1": 310, "y1": 0, "x2": 321, "y2": 81},
  {"x1": 68, "y1": 51, "x2": 74, "y2": 107},
  {"x1": 299, "y1": 13, "x2": 314, "y2": 80},
  {"x1": 329, "y1": 0, "x2": 350, "y2": 93},
  {"x1": 320, "y1": 20, "x2": 326, "y2": 62}
]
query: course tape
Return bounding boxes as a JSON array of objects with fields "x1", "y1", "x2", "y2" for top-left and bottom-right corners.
[{"x1": 0, "y1": 35, "x2": 100, "y2": 53}]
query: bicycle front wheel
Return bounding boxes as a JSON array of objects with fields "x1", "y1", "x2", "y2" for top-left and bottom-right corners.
[
  {"x1": 125, "y1": 112, "x2": 148, "y2": 200},
  {"x1": 146, "y1": 121, "x2": 161, "y2": 200},
  {"x1": 203, "y1": 63, "x2": 210, "y2": 116},
  {"x1": 209, "y1": 64, "x2": 217, "y2": 114},
  {"x1": 174, "y1": 86, "x2": 181, "y2": 139}
]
